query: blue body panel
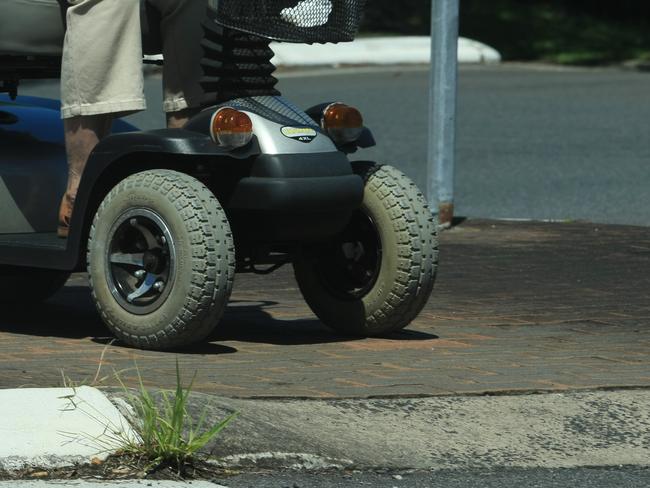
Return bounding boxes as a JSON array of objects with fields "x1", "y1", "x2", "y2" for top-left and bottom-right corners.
[
  {"x1": 0, "y1": 94, "x2": 363, "y2": 271},
  {"x1": 0, "y1": 95, "x2": 138, "y2": 234},
  {"x1": 0, "y1": 94, "x2": 139, "y2": 134}
]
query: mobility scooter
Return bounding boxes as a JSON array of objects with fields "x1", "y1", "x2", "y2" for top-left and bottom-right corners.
[{"x1": 0, "y1": 0, "x2": 438, "y2": 350}]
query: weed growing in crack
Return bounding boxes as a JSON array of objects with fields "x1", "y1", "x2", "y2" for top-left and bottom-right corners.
[
  {"x1": 117, "y1": 359, "x2": 237, "y2": 470},
  {"x1": 58, "y1": 347, "x2": 237, "y2": 475}
]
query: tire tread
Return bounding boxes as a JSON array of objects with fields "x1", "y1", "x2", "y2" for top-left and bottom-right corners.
[
  {"x1": 294, "y1": 162, "x2": 439, "y2": 336},
  {"x1": 87, "y1": 170, "x2": 235, "y2": 350},
  {"x1": 359, "y1": 164, "x2": 439, "y2": 334}
]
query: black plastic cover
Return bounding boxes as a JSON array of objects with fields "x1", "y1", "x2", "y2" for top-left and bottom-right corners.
[{"x1": 229, "y1": 174, "x2": 363, "y2": 212}]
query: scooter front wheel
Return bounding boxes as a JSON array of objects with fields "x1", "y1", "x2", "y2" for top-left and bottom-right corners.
[
  {"x1": 87, "y1": 170, "x2": 235, "y2": 350},
  {"x1": 294, "y1": 163, "x2": 439, "y2": 336}
]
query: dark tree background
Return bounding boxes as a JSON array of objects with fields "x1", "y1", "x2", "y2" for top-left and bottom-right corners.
[{"x1": 361, "y1": 1, "x2": 650, "y2": 63}]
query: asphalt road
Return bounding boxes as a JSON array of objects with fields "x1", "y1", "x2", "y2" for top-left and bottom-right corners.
[
  {"x1": 282, "y1": 65, "x2": 650, "y2": 226},
  {"x1": 219, "y1": 467, "x2": 650, "y2": 488},
  {"x1": 19, "y1": 64, "x2": 650, "y2": 225},
  {"x1": 3, "y1": 467, "x2": 649, "y2": 487}
]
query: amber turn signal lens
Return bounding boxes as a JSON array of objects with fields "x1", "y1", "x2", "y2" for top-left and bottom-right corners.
[
  {"x1": 322, "y1": 103, "x2": 363, "y2": 130},
  {"x1": 321, "y1": 103, "x2": 364, "y2": 145},
  {"x1": 210, "y1": 108, "x2": 254, "y2": 148}
]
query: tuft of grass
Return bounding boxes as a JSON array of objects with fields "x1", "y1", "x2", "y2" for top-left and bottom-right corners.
[
  {"x1": 58, "y1": 345, "x2": 236, "y2": 473},
  {"x1": 118, "y1": 360, "x2": 237, "y2": 470}
]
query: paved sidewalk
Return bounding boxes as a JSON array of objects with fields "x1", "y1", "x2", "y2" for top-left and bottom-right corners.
[{"x1": 0, "y1": 219, "x2": 648, "y2": 397}]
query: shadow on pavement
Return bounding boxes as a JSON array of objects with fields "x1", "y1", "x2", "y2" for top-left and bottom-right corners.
[
  {"x1": 90, "y1": 336, "x2": 239, "y2": 355},
  {"x1": 0, "y1": 285, "x2": 436, "y2": 354},
  {"x1": 0, "y1": 289, "x2": 105, "y2": 339},
  {"x1": 213, "y1": 300, "x2": 438, "y2": 345},
  {"x1": 0, "y1": 286, "x2": 439, "y2": 350}
]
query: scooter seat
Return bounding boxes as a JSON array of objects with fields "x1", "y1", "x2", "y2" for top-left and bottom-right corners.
[
  {"x1": 0, "y1": 0, "x2": 161, "y2": 58},
  {"x1": 0, "y1": 0, "x2": 65, "y2": 56}
]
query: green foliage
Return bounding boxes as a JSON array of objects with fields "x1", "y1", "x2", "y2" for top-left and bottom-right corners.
[
  {"x1": 361, "y1": 0, "x2": 650, "y2": 64},
  {"x1": 460, "y1": 1, "x2": 650, "y2": 64},
  {"x1": 361, "y1": 0, "x2": 430, "y2": 35},
  {"x1": 120, "y1": 361, "x2": 237, "y2": 469}
]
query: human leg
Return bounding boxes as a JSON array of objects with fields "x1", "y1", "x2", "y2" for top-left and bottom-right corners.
[
  {"x1": 166, "y1": 107, "x2": 200, "y2": 129},
  {"x1": 59, "y1": 0, "x2": 145, "y2": 237},
  {"x1": 58, "y1": 115, "x2": 112, "y2": 237},
  {"x1": 150, "y1": 0, "x2": 209, "y2": 127},
  {"x1": 60, "y1": 0, "x2": 146, "y2": 119}
]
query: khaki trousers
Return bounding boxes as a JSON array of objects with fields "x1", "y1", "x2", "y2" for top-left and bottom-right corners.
[{"x1": 61, "y1": 0, "x2": 208, "y2": 119}]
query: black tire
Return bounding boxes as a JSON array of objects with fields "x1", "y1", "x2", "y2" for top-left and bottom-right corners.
[
  {"x1": 0, "y1": 266, "x2": 70, "y2": 304},
  {"x1": 294, "y1": 163, "x2": 438, "y2": 336},
  {"x1": 87, "y1": 170, "x2": 235, "y2": 350}
]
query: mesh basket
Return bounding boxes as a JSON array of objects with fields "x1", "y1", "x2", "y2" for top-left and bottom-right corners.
[{"x1": 209, "y1": 0, "x2": 367, "y2": 43}]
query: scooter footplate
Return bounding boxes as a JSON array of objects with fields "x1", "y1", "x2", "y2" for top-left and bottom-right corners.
[{"x1": 0, "y1": 232, "x2": 65, "y2": 251}]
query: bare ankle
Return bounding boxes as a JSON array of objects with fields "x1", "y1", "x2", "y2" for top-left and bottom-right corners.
[{"x1": 167, "y1": 108, "x2": 200, "y2": 129}]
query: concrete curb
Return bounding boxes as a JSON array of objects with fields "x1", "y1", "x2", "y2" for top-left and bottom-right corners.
[
  {"x1": 1, "y1": 387, "x2": 649, "y2": 475},
  {"x1": 270, "y1": 36, "x2": 502, "y2": 66},
  {"x1": 0, "y1": 387, "x2": 137, "y2": 471},
  {"x1": 171, "y1": 389, "x2": 650, "y2": 471},
  {"x1": 144, "y1": 36, "x2": 501, "y2": 68}
]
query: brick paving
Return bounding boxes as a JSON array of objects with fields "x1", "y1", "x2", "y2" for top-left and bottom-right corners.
[{"x1": 0, "y1": 219, "x2": 649, "y2": 397}]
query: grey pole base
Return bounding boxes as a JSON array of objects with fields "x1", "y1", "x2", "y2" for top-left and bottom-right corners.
[
  {"x1": 428, "y1": 0, "x2": 459, "y2": 227},
  {"x1": 438, "y1": 201, "x2": 454, "y2": 228}
]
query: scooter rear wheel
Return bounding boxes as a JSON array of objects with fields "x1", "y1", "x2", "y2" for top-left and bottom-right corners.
[
  {"x1": 87, "y1": 169, "x2": 235, "y2": 350},
  {"x1": 294, "y1": 163, "x2": 439, "y2": 336}
]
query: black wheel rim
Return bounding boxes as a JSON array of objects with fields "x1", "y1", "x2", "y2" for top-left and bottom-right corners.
[
  {"x1": 313, "y1": 210, "x2": 383, "y2": 300},
  {"x1": 105, "y1": 208, "x2": 176, "y2": 315}
]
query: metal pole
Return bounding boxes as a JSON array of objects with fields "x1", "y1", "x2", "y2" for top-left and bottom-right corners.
[{"x1": 427, "y1": 0, "x2": 459, "y2": 227}]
